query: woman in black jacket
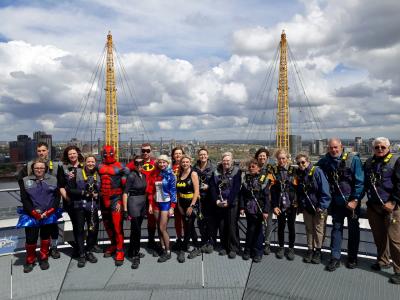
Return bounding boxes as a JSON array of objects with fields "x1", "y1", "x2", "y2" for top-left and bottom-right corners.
[{"x1": 123, "y1": 156, "x2": 148, "y2": 269}]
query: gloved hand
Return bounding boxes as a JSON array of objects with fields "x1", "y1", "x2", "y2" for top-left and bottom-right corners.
[
  {"x1": 42, "y1": 207, "x2": 55, "y2": 218},
  {"x1": 31, "y1": 210, "x2": 42, "y2": 220}
]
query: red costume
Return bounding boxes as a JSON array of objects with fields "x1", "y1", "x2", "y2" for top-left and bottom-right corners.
[{"x1": 98, "y1": 145, "x2": 128, "y2": 265}]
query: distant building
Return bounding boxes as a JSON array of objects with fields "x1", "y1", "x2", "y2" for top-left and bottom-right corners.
[
  {"x1": 289, "y1": 135, "x2": 302, "y2": 155},
  {"x1": 314, "y1": 139, "x2": 327, "y2": 156},
  {"x1": 9, "y1": 135, "x2": 36, "y2": 163},
  {"x1": 354, "y1": 137, "x2": 362, "y2": 153},
  {"x1": 33, "y1": 131, "x2": 53, "y2": 159}
]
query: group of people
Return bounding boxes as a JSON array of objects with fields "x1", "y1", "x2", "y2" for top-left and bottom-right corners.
[{"x1": 16, "y1": 137, "x2": 400, "y2": 284}]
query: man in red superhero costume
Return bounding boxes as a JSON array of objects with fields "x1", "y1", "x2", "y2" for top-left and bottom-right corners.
[
  {"x1": 98, "y1": 145, "x2": 129, "y2": 266},
  {"x1": 126, "y1": 143, "x2": 158, "y2": 254}
]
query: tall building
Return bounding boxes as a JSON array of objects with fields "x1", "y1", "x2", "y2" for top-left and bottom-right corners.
[
  {"x1": 33, "y1": 131, "x2": 53, "y2": 159},
  {"x1": 354, "y1": 137, "x2": 362, "y2": 153},
  {"x1": 289, "y1": 135, "x2": 302, "y2": 156},
  {"x1": 314, "y1": 139, "x2": 327, "y2": 156},
  {"x1": 9, "y1": 135, "x2": 36, "y2": 163}
]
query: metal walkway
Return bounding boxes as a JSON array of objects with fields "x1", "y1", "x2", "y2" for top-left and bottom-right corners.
[{"x1": 1, "y1": 246, "x2": 399, "y2": 300}]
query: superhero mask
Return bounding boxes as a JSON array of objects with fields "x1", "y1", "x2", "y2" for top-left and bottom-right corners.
[{"x1": 102, "y1": 145, "x2": 116, "y2": 164}]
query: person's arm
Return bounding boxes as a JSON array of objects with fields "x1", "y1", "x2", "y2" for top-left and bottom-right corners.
[{"x1": 315, "y1": 168, "x2": 331, "y2": 210}]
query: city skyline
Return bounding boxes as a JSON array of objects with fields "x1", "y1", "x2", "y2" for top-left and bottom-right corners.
[{"x1": 0, "y1": 1, "x2": 399, "y2": 141}]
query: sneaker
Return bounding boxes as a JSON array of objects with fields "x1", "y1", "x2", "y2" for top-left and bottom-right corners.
[
  {"x1": 158, "y1": 251, "x2": 172, "y2": 263},
  {"x1": 86, "y1": 252, "x2": 98, "y2": 263},
  {"x1": 152, "y1": 244, "x2": 163, "y2": 257},
  {"x1": 177, "y1": 251, "x2": 186, "y2": 263},
  {"x1": 131, "y1": 257, "x2": 140, "y2": 269},
  {"x1": 242, "y1": 252, "x2": 250, "y2": 261},
  {"x1": 228, "y1": 251, "x2": 237, "y2": 259},
  {"x1": 188, "y1": 248, "x2": 201, "y2": 259},
  {"x1": 77, "y1": 256, "x2": 86, "y2": 268},
  {"x1": 311, "y1": 250, "x2": 321, "y2": 264},
  {"x1": 23, "y1": 263, "x2": 34, "y2": 273},
  {"x1": 371, "y1": 262, "x2": 391, "y2": 271},
  {"x1": 253, "y1": 256, "x2": 262, "y2": 263},
  {"x1": 326, "y1": 258, "x2": 340, "y2": 272},
  {"x1": 201, "y1": 243, "x2": 214, "y2": 254},
  {"x1": 219, "y1": 249, "x2": 227, "y2": 256},
  {"x1": 276, "y1": 247, "x2": 284, "y2": 259},
  {"x1": 263, "y1": 244, "x2": 271, "y2": 255},
  {"x1": 49, "y1": 247, "x2": 60, "y2": 259},
  {"x1": 390, "y1": 273, "x2": 400, "y2": 284},
  {"x1": 346, "y1": 259, "x2": 357, "y2": 269},
  {"x1": 39, "y1": 259, "x2": 49, "y2": 270},
  {"x1": 287, "y1": 248, "x2": 295, "y2": 261},
  {"x1": 303, "y1": 249, "x2": 313, "y2": 263}
]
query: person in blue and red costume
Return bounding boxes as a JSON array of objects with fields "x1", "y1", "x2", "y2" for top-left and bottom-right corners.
[
  {"x1": 17, "y1": 159, "x2": 62, "y2": 273},
  {"x1": 147, "y1": 154, "x2": 177, "y2": 263},
  {"x1": 126, "y1": 143, "x2": 158, "y2": 255},
  {"x1": 98, "y1": 145, "x2": 129, "y2": 266}
]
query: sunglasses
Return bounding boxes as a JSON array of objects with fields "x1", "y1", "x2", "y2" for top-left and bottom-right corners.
[
  {"x1": 296, "y1": 161, "x2": 307, "y2": 165},
  {"x1": 374, "y1": 146, "x2": 387, "y2": 150},
  {"x1": 134, "y1": 160, "x2": 144, "y2": 167},
  {"x1": 141, "y1": 149, "x2": 151, "y2": 153}
]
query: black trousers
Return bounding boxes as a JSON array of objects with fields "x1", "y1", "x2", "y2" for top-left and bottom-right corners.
[
  {"x1": 70, "y1": 207, "x2": 99, "y2": 256},
  {"x1": 211, "y1": 205, "x2": 240, "y2": 252},
  {"x1": 277, "y1": 209, "x2": 296, "y2": 248},
  {"x1": 245, "y1": 214, "x2": 264, "y2": 257},
  {"x1": 129, "y1": 216, "x2": 144, "y2": 256},
  {"x1": 179, "y1": 199, "x2": 200, "y2": 248},
  {"x1": 198, "y1": 198, "x2": 214, "y2": 245},
  {"x1": 25, "y1": 225, "x2": 52, "y2": 244}
]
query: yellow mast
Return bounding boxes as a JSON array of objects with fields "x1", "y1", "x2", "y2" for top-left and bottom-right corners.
[
  {"x1": 276, "y1": 30, "x2": 290, "y2": 153},
  {"x1": 105, "y1": 31, "x2": 119, "y2": 160}
]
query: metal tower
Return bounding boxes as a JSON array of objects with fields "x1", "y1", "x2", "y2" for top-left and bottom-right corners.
[
  {"x1": 276, "y1": 30, "x2": 290, "y2": 152},
  {"x1": 105, "y1": 31, "x2": 120, "y2": 160}
]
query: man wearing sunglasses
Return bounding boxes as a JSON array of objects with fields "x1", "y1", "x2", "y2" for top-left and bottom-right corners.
[
  {"x1": 296, "y1": 153, "x2": 331, "y2": 264},
  {"x1": 127, "y1": 143, "x2": 158, "y2": 254},
  {"x1": 364, "y1": 137, "x2": 400, "y2": 284},
  {"x1": 317, "y1": 138, "x2": 364, "y2": 271}
]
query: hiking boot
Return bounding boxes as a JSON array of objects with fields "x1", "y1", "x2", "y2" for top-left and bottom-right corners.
[
  {"x1": 201, "y1": 243, "x2": 214, "y2": 254},
  {"x1": 253, "y1": 256, "x2": 262, "y2": 263},
  {"x1": 228, "y1": 251, "x2": 237, "y2": 259},
  {"x1": 346, "y1": 258, "x2": 358, "y2": 269},
  {"x1": 276, "y1": 247, "x2": 284, "y2": 259},
  {"x1": 286, "y1": 248, "x2": 295, "y2": 261},
  {"x1": 326, "y1": 258, "x2": 340, "y2": 272},
  {"x1": 23, "y1": 263, "x2": 34, "y2": 273},
  {"x1": 188, "y1": 248, "x2": 201, "y2": 259},
  {"x1": 158, "y1": 251, "x2": 172, "y2": 263},
  {"x1": 131, "y1": 257, "x2": 140, "y2": 269},
  {"x1": 303, "y1": 249, "x2": 313, "y2": 263},
  {"x1": 219, "y1": 249, "x2": 227, "y2": 256},
  {"x1": 77, "y1": 256, "x2": 86, "y2": 268},
  {"x1": 371, "y1": 262, "x2": 391, "y2": 271},
  {"x1": 311, "y1": 250, "x2": 321, "y2": 264},
  {"x1": 263, "y1": 244, "x2": 271, "y2": 255},
  {"x1": 86, "y1": 252, "x2": 98, "y2": 263},
  {"x1": 242, "y1": 252, "x2": 250, "y2": 261},
  {"x1": 390, "y1": 273, "x2": 400, "y2": 284},
  {"x1": 50, "y1": 247, "x2": 60, "y2": 259},
  {"x1": 177, "y1": 251, "x2": 185, "y2": 263},
  {"x1": 39, "y1": 259, "x2": 49, "y2": 270}
]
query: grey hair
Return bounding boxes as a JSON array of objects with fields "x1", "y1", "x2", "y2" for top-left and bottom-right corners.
[
  {"x1": 221, "y1": 152, "x2": 233, "y2": 160},
  {"x1": 328, "y1": 138, "x2": 342, "y2": 145},
  {"x1": 373, "y1": 137, "x2": 390, "y2": 147}
]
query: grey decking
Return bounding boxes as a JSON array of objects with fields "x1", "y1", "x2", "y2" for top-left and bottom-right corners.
[{"x1": 1, "y1": 247, "x2": 399, "y2": 300}]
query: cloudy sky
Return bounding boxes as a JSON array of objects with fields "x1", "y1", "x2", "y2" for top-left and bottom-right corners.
[{"x1": 0, "y1": 0, "x2": 399, "y2": 142}]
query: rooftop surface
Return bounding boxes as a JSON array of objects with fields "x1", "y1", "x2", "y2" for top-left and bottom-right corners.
[{"x1": 0, "y1": 244, "x2": 399, "y2": 300}]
